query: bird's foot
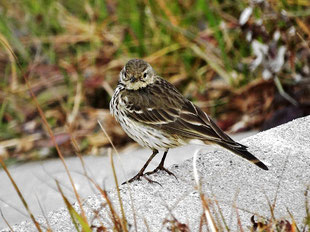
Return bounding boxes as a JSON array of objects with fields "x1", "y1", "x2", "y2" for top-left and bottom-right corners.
[
  {"x1": 145, "y1": 165, "x2": 178, "y2": 180},
  {"x1": 122, "y1": 172, "x2": 162, "y2": 186},
  {"x1": 122, "y1": 173, "x2": 142, "y2": 185}
]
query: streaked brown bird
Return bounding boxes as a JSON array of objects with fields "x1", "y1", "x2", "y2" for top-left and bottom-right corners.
[{"x1": 110, "y1": 59, "x2": 268, "y2": 183}]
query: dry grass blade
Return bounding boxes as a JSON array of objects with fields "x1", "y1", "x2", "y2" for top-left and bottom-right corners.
[
  {"x1": 35, "y1": 194, "x2": 52, "y2": 232},
  {"x1": 192, "y1": 149, "x2": 217, "y2": 232},
  {"x1": 84, "y1": 175, "x2": 123, "y2": 231},
  {"x1": 56, "y1": 180, "x2": 92, "y2": 232},
  {"x1": 0, "y1": 37, "x2": 88, "y2": 224},
  {"x1": 157, "y1": 0, "x2": 179, "y2": 27},
  {"x1": 0, "y1": 157, "x2": 42, "y2": 231},
  {"x1": 0, "y1": 33, "x2": 17, "y2": 91},
  {"x1": 286, "y1": 209, "x2": 298, "y2": 231},
  {"x1": 267, "y1": 154, "x2": 290, "y2": 220},
  {"x1": 108, "y1": 148, "x2": 128, "y2": 231},
  {"x1": 0, "y1": 208, "x2": 14, "y2": 232},
  {"x1": 234, "y1": 203, "x2": 244, "y2": 232},
  {"x1": 98, "y1": 119, "x2": 138, "y2": 231},
  {"x1": 145, "y1": 43, "x2": 181, "y2": 63},
  {"x1": 67, "y1": 78, "x2": 82, "y2": 125},
  {"x1": 274, "y1": 76, "x2": 298, "y2": 106},
  {"x1": 0, "y1": 197, "x2": 29, "y2": 219},
  {"x1": 201, "y1": 194, "x2": 218, "y2": 232},
  {"x1": 191, "y1": 44, "x2": 232, "y2": 85},
  {"x1": 77, "y1": 136, "x2": 126, "y2": 231},
  {"x1": 143, "y1": 218, "x2": 151, "y2": 232},
  {"x1": 212, "y1": 197, "x2": 229, "y2": 231},
  {"x1": 88, "y1": 203, "x2": 108, "y2": 231},
  {"x1": 296, "y1": 18, "x2": 310, "y2": 39},
  {"x1": 160, "y1": 196, "x2": 190, "y2": 232}
]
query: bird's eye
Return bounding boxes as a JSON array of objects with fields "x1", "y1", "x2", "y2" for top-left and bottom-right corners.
[{"x1": 143, "y1": 72, "x2": 147, "y2": 78}]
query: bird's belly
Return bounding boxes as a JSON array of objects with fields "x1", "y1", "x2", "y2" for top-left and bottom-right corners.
[{"x1": 118, "y1": 117, "x2": 186, "y2": 150}]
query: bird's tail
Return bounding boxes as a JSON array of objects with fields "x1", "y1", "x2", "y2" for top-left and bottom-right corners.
[{"x1": 218, "y1": 142, "x2": 268, "y2": 170}]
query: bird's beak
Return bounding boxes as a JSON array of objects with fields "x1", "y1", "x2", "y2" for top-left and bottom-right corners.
[{"x1": 130, "y1": 77, "x2": 137, "y2": 83}]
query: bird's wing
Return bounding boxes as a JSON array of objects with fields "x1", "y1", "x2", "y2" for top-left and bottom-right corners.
[{"x1": 122, "y1": 78, "x2": 237, "y2": 145}]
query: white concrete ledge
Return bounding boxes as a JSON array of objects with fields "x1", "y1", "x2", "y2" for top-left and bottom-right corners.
[{"x1": 2, "y1": 116, "x2": 310, "y2": 231}]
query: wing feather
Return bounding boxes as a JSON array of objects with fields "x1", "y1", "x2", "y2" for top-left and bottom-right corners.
[{"x1": 121, "y1": 78, "x2": 235, "y2": 143}]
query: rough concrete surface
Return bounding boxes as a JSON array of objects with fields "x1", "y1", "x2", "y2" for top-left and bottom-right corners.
[
  {"x1": 0, "y1": 143, "x2": 204, "y2": 228},
  {"x1": 1, "y1": 116, "x2": 310, "y2": 231},
  {"x1": 0, "y1": 128, "x2": 255, "y2": 229}
]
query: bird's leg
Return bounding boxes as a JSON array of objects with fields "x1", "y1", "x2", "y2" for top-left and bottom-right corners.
[
  {"x1": 145, "y1": 150, "x2": 177, "y2": 179},
  {"x1": 122, "y1": 149, "x2": 159, "y2": 184}
]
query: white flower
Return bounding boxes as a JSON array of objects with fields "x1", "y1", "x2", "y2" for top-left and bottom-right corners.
[
  {"x1": 246, "y1": 31, "x2": 253, "y2": 41},
  {"x1": 262, "y1": 69, "x2": 272, "y2": 80},
  {"x1": 251, "y1": 40, "x2": 268, "y2": 70},
  {"x1": 273, "y1": 30, "x2": 281, "y2": 41},
  {"x1": 293, "y1": 74, "x2": 302, "y2": 82},
  {"x1": 239, "y1": 7, "x2": 253, "y2": 25},
  {"x1": 288, "y1": 26, "x2": 296, "y2": 36},
  {"x1": 270, "y1": 46, "x2": 286, "y2": 73}
]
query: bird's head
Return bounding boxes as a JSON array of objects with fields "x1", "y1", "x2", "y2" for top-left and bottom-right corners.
[{"x1": 119, "y1": 59, "x2": 156, "y2": 90}]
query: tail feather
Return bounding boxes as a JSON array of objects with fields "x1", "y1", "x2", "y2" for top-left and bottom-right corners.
[{"x1": 218, "y1": 142, "x2": 268, "y2": 170}]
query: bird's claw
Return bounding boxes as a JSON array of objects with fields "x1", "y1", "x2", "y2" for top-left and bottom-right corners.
[
  {"x1": 122, "y1": 173, "x2": 162, "y2": 186},
  {"x1": 145, "y1": 166, "x2": 178, "y2": 180},
  {"x1": 122, "y1": 173, "x2": 142, "y2": 185}
]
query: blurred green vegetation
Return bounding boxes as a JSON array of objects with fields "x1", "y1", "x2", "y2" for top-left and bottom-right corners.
[{"x1": 0, "y1": 0, "x2": 309, "y2": 163}]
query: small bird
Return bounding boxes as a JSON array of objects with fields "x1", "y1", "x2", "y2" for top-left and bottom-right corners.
[{"x1": 110, "y1": 59, "x2": 268, "y2": 183}]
